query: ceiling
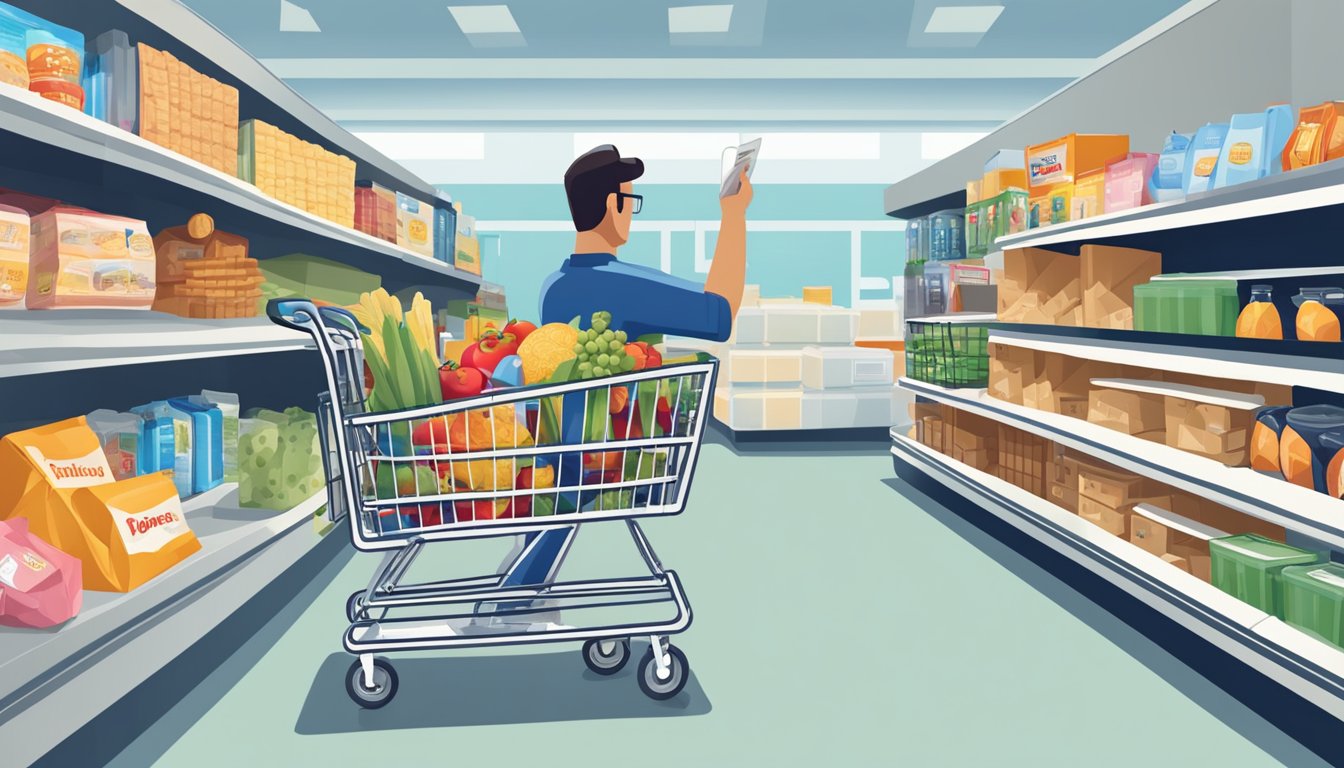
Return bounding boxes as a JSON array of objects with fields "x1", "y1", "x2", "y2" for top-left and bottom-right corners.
[{"x1": 181, "y1": 0, "x2": 1194, "y2": 131}]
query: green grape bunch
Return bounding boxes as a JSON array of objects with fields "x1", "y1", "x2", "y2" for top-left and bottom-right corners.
[{"x1": 570, "y1": 310, "x2": 635, "y2": 379}]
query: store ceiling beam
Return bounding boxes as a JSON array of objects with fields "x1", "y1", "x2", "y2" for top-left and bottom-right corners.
[{"x1": 260, "y1": 57, "x2": 1096, "y2": 80}]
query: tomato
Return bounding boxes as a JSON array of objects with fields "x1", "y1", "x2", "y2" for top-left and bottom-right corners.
[
  {"x1": 503, "y1": 319, "x2": 537, "y2": 345},
  {"x1": 462, "y1": 331, "x2": 519, "y2": 376},
  {"x1": 656, "y1": 396, "x2": 673, "y2": 435},
  {"x1": 439, "y1": 362, "x2": 487, "y2": 401},
  {"x1": 453, "y1": 498, "x2": 507, "y2": 522}
]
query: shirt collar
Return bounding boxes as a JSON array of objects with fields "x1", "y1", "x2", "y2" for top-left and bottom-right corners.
[{"x1": 569, "y1": 252, "x2": 617, "y2": 267}]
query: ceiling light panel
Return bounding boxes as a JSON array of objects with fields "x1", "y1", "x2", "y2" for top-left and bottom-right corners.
[
  {"x1": 924, "y1": 5, "x2": 1004, "y2": 34},
  {"x1": 751, "y1": 133, "x2": 881, "y2": 160},
  {"x1": 669, "y1": 4, "x2": 735, "y2": 34},
  {"x1": 355, "y1": 132, "x2": 487, "y2": 160},
  {"x1": 573, "y1": 133, "x2": 739, "y2": 161},
  {"x1": 447, "y1": 5, "x2": 521, "y2": 34}
]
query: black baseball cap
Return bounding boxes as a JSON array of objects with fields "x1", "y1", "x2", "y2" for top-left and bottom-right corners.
[{"x1": 565, "y1": 145, "x2": 645, "y2": 231}]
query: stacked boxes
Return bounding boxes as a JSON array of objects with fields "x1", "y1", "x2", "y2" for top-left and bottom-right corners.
[
  {"x1": 137, "y1": 44, "x2": 238, "y2": 175},
  {"x1": 713, "y1": 289, "x2": 904, "y2": 431},
  {"x1": 995, "y1": 422, "x2": 1049, "y2": 496},
  {"x1": 238, "y1": 119, "x2": 356, "y2": 228},
  {"x1": 152, "y1": 214, "x2": 261, "y2": 319},
  {"x1": 1075, "y1": 460, "x2": 1169, "y2": 538},
  {"x1": 354, "y1": 181, "x2": 397, "y2": 243}
]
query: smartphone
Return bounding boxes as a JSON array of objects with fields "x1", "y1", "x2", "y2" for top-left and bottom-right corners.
[{"x1": 720, "y1": 138, "x2": 761, "y2": 198}]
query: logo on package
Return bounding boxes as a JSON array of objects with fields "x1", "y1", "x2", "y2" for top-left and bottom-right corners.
[
  {"x1": 124, "y1": 509, "x2": 180, "y2": 539},
  {"x1": 1228, "y1": 142, "x2": 1254, "y2": 165},
  {"x1": 21, "y1": 552, "x2": 46, "y2": 571},
  {"x1": 26, "y1": 445, "x2": 114, "y2": 489}
]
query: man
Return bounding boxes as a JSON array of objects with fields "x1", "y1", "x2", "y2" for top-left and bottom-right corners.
[{"x1": 500, "y1": 144, "x2": 753, "y2": 589}]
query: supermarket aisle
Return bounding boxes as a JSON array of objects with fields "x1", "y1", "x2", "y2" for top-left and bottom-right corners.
[{"x1": 108, "y1": 434, "x2": 1320, "y2": 768}]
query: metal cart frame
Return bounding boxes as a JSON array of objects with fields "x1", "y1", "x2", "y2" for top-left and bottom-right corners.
[{"x1": 269, "y1": 300, "x2": 717, "y2": 707}]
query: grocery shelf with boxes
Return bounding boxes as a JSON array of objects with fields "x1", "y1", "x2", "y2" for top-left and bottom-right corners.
[{"x1": 891, "y1": 87, "x2": 1344, "y2": 731}]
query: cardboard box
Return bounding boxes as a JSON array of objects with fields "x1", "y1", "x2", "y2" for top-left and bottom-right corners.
[
  {"x1": 1080, "y1": 245, "x2": 1163, "y2": 330},
  {"x1": 1129, "y1": 504, "x2": 1228, "y2": 559},
  {"x1": 1164, "y1": 394, "x2": 1256, "y2": 467},
  {"x1": 1171, "y1": 545, "x2": 1212, "y2": 581},
  {"x1": 1078, "y1": 463, "x2": 1158, "y2": 509},
  {"x1": 1161, "y1": 553, "x2": 1191, "y2": 573},
  {"x1": 1071, "y1": 169, "x2": 1106, "y2": 220},
  {"x1": 952, "y1": 445, "x2": 993, "y2": 472},
  {"x1": 1027, "y1": 133, "x2": 1131, "y2": 192},
  {"x1": 998, "y1": 248, "x2": 1081, "y2": 326},
  {"x1": 1078, "y1": 496, "x2": 1131, "y2": 537},
  {"x1": 1059, "y1": 397, "x2": 1089, "y2": 420},
  {"x1": 1088, "y1": 386, "x2": 1165, "y2": 435},
  {"x1": 988, "y1": 343, "x2": 1035, "y2": 405},
  {"x1": 1047, "y1": 479, "x2": 1079, "y2": 513}
]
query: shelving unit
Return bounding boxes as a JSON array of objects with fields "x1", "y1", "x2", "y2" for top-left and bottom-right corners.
[
  {"x1": 0, "y1": 2, "x2": 474, "y2": 761},
  {"x1": 890, "y1": 432, "x2": 1344, "y2": 722},
  {"x1": 0, "y1": 488, "x2": 328, "y2": 768}
]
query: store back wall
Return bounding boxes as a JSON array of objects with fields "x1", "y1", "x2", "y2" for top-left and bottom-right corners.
[{"x1": 444, "y1": 183, "x2": 906, "y2": 318}]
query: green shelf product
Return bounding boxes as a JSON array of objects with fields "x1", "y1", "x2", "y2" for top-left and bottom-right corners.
[
  {"x1": 905, "y1": 317, "x2": 990, "y2": 388},
  {"x1": 1210, "y1": 534, "x2": 1320, "y2": 617},
  {"x1": 1283, "y1": 563, "x2": 1344, "y2": 648},
  {"x1": 1133, "y1": 278, "x2": 1240, "y2": 336},
  {"x1": 965, "y1": 189, "x2": 1029, "y2": 259}
]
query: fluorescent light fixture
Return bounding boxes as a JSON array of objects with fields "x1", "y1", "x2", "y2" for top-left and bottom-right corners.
[
  {"x1": 355, "y1": 132, "x2": 486, "y2": 160},
  {"x1": 920, "y1": 131, "x2": 987, "y2": 160},
  {"x1": 447, "y1": 5, "x2": 521, "y2": 34},
  {"x1": 924, "y1": 5, "x2": 1004, "y2": 34},
  {"x1": 574, "y1": 132, "x2": 738, "y2": 161},
  {"x1": 669, "y1": 4, "x2": 735, "y2": 34},
  {"x1": 279, "y1": 0, "x2": 320, "y2": 32},
  {"x1": 752, "y1": 133, "x2": 881, "y2": 160}
]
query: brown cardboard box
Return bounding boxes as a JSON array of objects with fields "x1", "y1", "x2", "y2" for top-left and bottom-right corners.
[
  {"x1": 1161, "y1": 553, "x2": 1191, "y2": 573},
  {"x1": 1078, "y1": 463, "x2": 1157, "y2": 508},
  {"x1": 1164, "y1": 395, "x2": 1255, "y2": 467},
  {"x1": 1169, "y1": 491, "x2": 1285, "y2": 542},
  {"x1": 1048, "y1": 480, "x2": 1079, "y2": 513},
  {"x1": 1059, "y1": 397, "x2": 1089, "y2": 420},
  {"x1": 1171, "y1": 544, "x2": 1211, "y2": 581},
  {"x1": 1078, "y1": 496, "x2": 1131, "y2": 537},
  {"x1": 999, "y1": 248, "x2": 1081, "y2": 326},
  {"x1": 952, "y1": 446, "x2": 993, "y2": 472},
  {"x1": 1079, "y1": 245, "x2": 1163, "y2": 330},
  {"x1": 1088, "y1": 387, "x2": 1165, "y2": 435},
  {"x1": 988, "y1": 343, "x2": 1036, "y2": 405},
  {"x1": 1129, "y1": 504, "x2": 1228, "y2": 558}
]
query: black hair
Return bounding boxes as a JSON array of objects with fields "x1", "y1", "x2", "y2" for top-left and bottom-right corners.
[{"x1": 564, "y1": 145, "x2": 644, "y2": 232}]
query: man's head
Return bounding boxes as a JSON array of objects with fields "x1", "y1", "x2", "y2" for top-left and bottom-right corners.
[{"x1": 565, "y1": 144, "x2": 644, "y2": 248}]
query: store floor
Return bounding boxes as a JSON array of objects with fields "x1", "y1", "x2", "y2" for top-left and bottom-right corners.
[{"x1": 105, "y1": 431, "x2": 1324, "y2": 768}]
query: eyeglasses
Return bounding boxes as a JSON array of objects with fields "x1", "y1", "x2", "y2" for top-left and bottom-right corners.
[{"x1": 616, "y1": 192, "x2": 643, "y2": 215}]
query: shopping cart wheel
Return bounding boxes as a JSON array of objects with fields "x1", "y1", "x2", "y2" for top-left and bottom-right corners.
[
  {"x1": 345, "y1": 657, "x2": 398, "y2": 709},
  {"x1": 582, "y1": 638, "x2": 631, "y2": 676},
  {"x1": 346, "y1": 593, "x2": 366, "y2": 622},
  {"x1": 637, "y1": 644, "x2": 688, "y2": 700}
]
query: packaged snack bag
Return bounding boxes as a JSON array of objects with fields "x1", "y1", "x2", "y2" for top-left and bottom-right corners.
[
  {"x1": 0, "y1": 516, "x2": 82, "y2": 628},
  {"x1": 0, "y1": 417, "x2": 199, "y2": 592},
  {"x1": 69, "y1": 473, "x2": 199, "y2": 591}
]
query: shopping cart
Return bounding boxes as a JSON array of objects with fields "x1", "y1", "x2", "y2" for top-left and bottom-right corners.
[{"x1": 269, "y1": 299, "x2": 717, "y2": 708}]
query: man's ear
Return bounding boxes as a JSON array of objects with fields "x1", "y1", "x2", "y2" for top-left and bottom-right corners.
[{"x1": 606, "y1": 192, "x2": 620, "y2": 216}]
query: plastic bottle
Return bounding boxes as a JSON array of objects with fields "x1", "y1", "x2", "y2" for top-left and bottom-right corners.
[
  {"x1": 1293, "y1": 287, "x2": 1344, "y2": 342},
  {"x1": 1235, "y1": 284, "x2": 1284, "y2": 340}
]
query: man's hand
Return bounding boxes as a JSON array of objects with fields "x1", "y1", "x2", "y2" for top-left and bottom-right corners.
[{"x1": 721, "y1": 165, "x2": 753, "y2": 218}]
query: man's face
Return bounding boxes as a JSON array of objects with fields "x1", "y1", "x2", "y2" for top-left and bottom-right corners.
[{"x1": 607, "y1": 181, "x2": 634, "y2": 246}]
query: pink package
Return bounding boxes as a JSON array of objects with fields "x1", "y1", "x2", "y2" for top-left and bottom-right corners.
[
  {"x1": 1104, "y1": 153, "x2": 1159, "y2": 213},
  {"x1": 0, "y1": 517, "x2": 83, "y2": 629}
]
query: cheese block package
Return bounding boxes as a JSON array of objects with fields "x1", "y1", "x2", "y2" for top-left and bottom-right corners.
[
  {"x1": 0, "y1": 417, "x2": 199, "y2": 591},
  {"x1": 27, "y1": 207, "x2": 156, "y2": 309}
]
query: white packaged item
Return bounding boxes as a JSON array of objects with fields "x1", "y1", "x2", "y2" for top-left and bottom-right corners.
[
  {"x1": 200, "y1": 390, "x2": 240, "y2": 484},
  {"x1": 723, "y1": 390, "x2": 802, "y2": 430},
  {"x1": 728, "y1": 348, "x2": 803, "y2": 386},
  {"x1": 802, "y1": 346, "x2": 894, "y2": 390},
  {"x1": 742, "y1": 284, "x2": 761, "y2": 308},
  {"x1": 735, "y1": 304, "x2": 860, "y2": 346},
  {"x1": 801, "y1": 388, "x2": 899, "y2": 430},
  {"x1": 857, "y1": 308, "x2": 901, "y2": 339},
  {"x1": 0, "y1": 204, "x2": 30, "y2": 310}
]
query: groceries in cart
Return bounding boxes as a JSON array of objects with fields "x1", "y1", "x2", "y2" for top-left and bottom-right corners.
[{"x1": 343, "y1": 291, "x2": 709, "y2": 528}]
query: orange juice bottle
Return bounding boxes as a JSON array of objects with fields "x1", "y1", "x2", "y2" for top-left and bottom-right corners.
[
  {"x1": 1294, "y1": 288, "x2": 1344, "y2": 342},
  {"x1": 1235, "y1": 285, "x2": 1283, "y2": 340}
]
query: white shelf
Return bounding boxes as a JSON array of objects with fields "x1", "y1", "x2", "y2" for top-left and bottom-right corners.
[
  {"x1": 898, "y1": 377, "x2": 1344, "y2": 552},
  {"x1": 0, "y1": 310, "x2": 312, "y2": 378},
  {"x1": 995, "y1": 158, "x2": 1344, "y2": 251},
  {"x1": 0, "y1": 486, "x2": 328, "y2": 767},
  {"x1": 890, "y1": 431, "x2": 1344, "y2": 721},
  {"x1": 989, "y1": 327, "x2": 1344, "y2": 394},
  {"x1": 0, "y1": 86, "x2": 481, "y2": 291}
]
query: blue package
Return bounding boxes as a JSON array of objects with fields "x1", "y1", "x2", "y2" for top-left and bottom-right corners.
[
  {"x1": 1183, "y1": 123, "x2": 1229, "y2": 196},
  {"x1": 433, "y1": 192, "x2": 457, "y2": 267},
  {"x1": 84, "y1": 30, "x2": 138, "y2": 132},
  {"x1": 171, "y1": 397, "x2": 223, "y2": 494},
  {"x1": 1213, "y1": 105, "x2": 1294, "y2": 189},
  {"x1": 1148, "y1": 132, "x2": 1192, "y2": 204},
  {"x1": 131, "y1": 401, "x2": 193, "y2": 497}
]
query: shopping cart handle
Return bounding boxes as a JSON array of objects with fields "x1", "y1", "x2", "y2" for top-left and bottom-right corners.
[
  {"x1": 267, "y1": 298, "x2": 322, "y2": 333},
  {"x1": 318, "y1": 305, "x2": 369, "y2": 335}
]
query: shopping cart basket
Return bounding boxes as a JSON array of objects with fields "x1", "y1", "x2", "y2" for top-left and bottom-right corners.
[{"x1": 269, "y1": 299, "x2": 717, "y2": 708}]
